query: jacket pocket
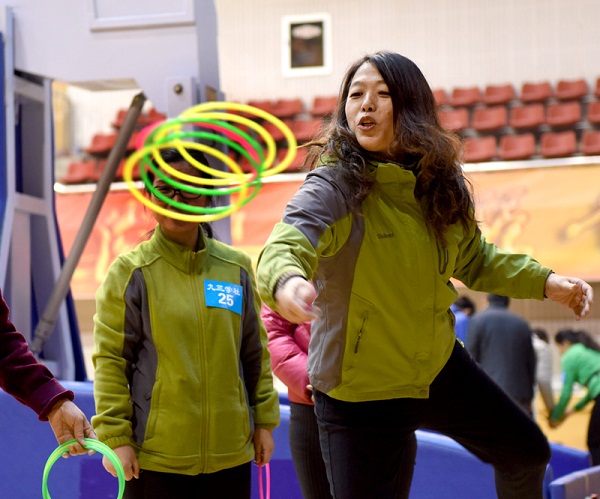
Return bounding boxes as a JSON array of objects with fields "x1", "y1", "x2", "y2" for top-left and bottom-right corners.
[
  {"x1": 343, "y1": 293, "x2": 373, "y2": 371},
  {"x1": 207, "y1": 380, "x2": 252, "y2": 457}
]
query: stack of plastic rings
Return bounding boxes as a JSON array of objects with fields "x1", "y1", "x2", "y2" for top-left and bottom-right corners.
[
  {"x1": 122, "y1": 102, "x2": 298, "y2": 222},
  {"x1": 42, "y1": 438, "x2": 126, "y2": 499}
]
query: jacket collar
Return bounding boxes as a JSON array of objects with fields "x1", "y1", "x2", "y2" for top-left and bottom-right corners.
[{"x1": 150, "y1": 224, "x2": 209, "y2": 274}]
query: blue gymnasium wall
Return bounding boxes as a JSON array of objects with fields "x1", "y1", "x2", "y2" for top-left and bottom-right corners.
[
  {"x1": 0, "y1": 383, "x2": 302, "y2": 499},
  {"x1": 0, "y1": 382, "x2": 592, "y2": 499}
]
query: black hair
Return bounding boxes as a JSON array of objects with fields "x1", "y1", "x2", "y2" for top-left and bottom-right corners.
[
  {"x1": 454, "y1": 295, "x2": 476, "y2": 313},
  {"x1": 555, "y1": 328, "x2": 600, "y2": 352},
  {"x1": 305, "y1": 51, "x2": 474, "y2": 246},
  {"x1": 143, "y1": 147, "x2": 215, "y2": 239},
  {"x1": 532, "y1": 328, "x2": 549, "y2": 344},
  {"x1": 487, "y1": 294, "x2": 510, "y2": 308}
]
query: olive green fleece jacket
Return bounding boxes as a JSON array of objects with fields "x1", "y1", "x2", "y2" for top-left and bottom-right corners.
[
  {"x1": 257, "y1": 157, "x2": 552, "y2": 403},
  {"x1": 92, "y1": 225, "x2": 279, "y2": 475}
]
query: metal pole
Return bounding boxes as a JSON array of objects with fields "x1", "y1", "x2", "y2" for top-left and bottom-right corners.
[{"x1": 30, "y1": 92, "x2": 147, "y2": 355}]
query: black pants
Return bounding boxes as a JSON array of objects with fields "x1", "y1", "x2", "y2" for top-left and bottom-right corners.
[
  {"x1": 124, "y1": 462, "x2": 251, "y2": 499},
  {"x1": 588, "y1": 394, "x2": 600, "y2": 465},
  {"x1": 290, "y1": 402, "x2": 419, "y2": 498},
  {"x1": 314, "y1": 341, "x2": 550, "y2": 499},
  {"x1": 289, "y1": 402, "x2": 334, "y2": 498}
]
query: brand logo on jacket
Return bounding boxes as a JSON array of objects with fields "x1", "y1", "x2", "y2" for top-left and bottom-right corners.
[{"x1": 377, "y1": 232, "x2": 395, "y2": 239}]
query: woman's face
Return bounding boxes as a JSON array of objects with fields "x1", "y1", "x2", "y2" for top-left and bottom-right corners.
[
  {"x1": 151, "y1": 161, "x2": 209, "y2": 246},
  {"x1": 345, "y1": 62, "x2": 395, "y2": 157}
]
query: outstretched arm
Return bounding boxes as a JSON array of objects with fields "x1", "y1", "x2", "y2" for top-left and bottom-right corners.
[
  {"x1": 544, "y1": 273, "x2": 594, "y2": 320},
  {"x1": 274, "y1": 276, "x2": 319, "y2": 324}
]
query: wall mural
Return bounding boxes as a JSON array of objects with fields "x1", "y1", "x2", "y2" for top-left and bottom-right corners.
[{"x1": 56, "y1": 164, "x2": 600, "y2": 299}]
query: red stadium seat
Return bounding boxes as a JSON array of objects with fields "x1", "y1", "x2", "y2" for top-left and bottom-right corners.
[
  {"x1": 581, "y1": 130, "x2": 600, "y2": 155},
  {"x1": 111, "y1": 109, "x2": 128, "y2": 129},
  {"x1": 59, "y1": 159, "x2": 99, "y2": 184},
  {"x1": 115, "y1": 159, "x2": 142, "y2": 182},
  {"x1": 260, "y1": 120, "x2": 288, "y2": 143},
  {"x1": 586, "y1": 101, "x2": 600, "y2": 126},
  {"x1": 247, "y1": 100, "x2": 276, "y2": 116},
  {"x1": 439, "y1": 108, "x2": 470, "y2": 132},
  {"x1": 519, "y1": 81, "x2": 553, "y2": 103},
  {"x1": 85, "y1": 133, "x2": 117, "y2": 155},
  {"x1": 472, "y1": 106, "x2": 508, "y2": 132},
  {"x1": 111, "y1": 107, "x2": 166, "y2": 129},
  {"x1": 555, "y1": 78, "x2": 589, "y2": 101},
  {"x1": 546, "y1": 101, "x2": 582, "y2": 128},
  {"x1": 463, "y1": 136, "x2": 497, "y2": 162},
  {"x1": 499, "y1": 134, "x2": 536, "y2": 160},
  {"x1": 509, "y1": 104, "x2": 545, "y2": 130},
  {"x1": 277, "y1": 146, "x2": 309, "y2": 172},
  {"x1": 449, "y1": 86, "x2": 482, "y2": 107},
  {"x1": 595, "y1": 78, "x2": 600, "y2": 98},
  {"x1": 271, "y1": 98, "x2": 304, "y2": 119},
  {"x1": 288, "y1": 118, "x2": 323, "y2": 143},
  {"x1": 539, "y1": 131, "x2": 577, "y2": 158},
  {"x1": 482, "y1": 84, "x2": 515, "y2": 106},
  {"x1": 432, "y1": 88, "x2": 448, "y2": 106},
  {"x1": 140, "y1": 108, "x2": 167, "y2": 126},
  {"x1": 310, "y1": 95, "x2": 338, "y2": 117}
]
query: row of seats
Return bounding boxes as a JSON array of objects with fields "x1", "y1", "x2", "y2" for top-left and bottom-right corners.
[
  {"x1": 245, "y1": 95, "x2": 337, "y2": 120},
  {"x1": 110, "y1": 107, "x2": 166, "y2": 130},
  {"x1": 440, "y1": 100, "x2": 600, "y2": 134},
  {"x1": 59, "y1": 79, "x2": 600, "y2": 185},
  {"x1": 84, "y1": 107, "x2": 166, "y2": 157},
  {"x1": 59, "y1": 158, "x2": 143, "y2": 184},
  {"x1": 62, "y1": 119, "x2": 598, "y2": 184},
  {"x1": 435, "y1": 77, "x2": 600, "y2": 163},
  {"x1": 60, "y1": 114, "x2": 324, "y2": 183},
  {"x1": 464, "y1": 129, "x2": 600, "y2": 162},
  {"x1": 246, "y1": 77, "x2": 600, "y2": 123},
  {"x1": 434, "y1": 77, "x2": 600, "y2": 108}
]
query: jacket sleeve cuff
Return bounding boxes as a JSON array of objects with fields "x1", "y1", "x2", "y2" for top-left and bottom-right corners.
[{"x1": 32, "y1": 381, "x2": 74, "y2": 421}]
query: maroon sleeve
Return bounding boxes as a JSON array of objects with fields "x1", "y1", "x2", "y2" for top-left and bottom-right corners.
[
  {"x1": 261, "y1": 304, "x2": 312, "y2": 404},
  {"x1": 0, "y1": 290, "x2": 73, "y2": 421}
]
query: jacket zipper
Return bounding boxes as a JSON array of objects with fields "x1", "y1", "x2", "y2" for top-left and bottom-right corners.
[
  {"x1": 354, "y1": 316, "x2": 367, "y2": 353},
  {"x1": 437, "y1": 244, "x2": 449, "y2": 274}
]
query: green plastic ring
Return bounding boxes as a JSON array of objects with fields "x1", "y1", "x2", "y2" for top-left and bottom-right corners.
[{"x1": 42, "y1": 438, "x2": 126, "y2": 499}]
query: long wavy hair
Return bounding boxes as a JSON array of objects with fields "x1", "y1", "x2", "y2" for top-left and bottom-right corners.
[{"x1": 305, "y1": 51, "x2": 474, "y2": 245}]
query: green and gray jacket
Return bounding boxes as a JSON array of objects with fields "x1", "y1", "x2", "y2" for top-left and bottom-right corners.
[
  {"x1": 257, "y1": 156, "x2": 551, "y2": 403},
  {"x1": 92, "y1": 225, "x2": 279, "y2": 475}
]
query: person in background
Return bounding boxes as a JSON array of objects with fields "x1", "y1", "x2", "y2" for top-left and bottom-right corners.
[
  {"x1": 531, "y1": 328, "x2": 555, "y2": 417},
  {"x1": 92, "y1": 148, "x2": 279, "y2": 499},
  {"x1": 451, "y1": 295, "x2": 476, "y2": 344},
  {"x1": 256, "y1": 51, "x2": 594, "y2": 499},
  {"x1": 261, "y1": 303, "x2": 417, "y2": 499},
  {"x1": 0, "y1": 288, "x2": 96, "y2": 455},
  {"x1": 549, "y1": 329, "x2": 600, "y2": 465},
  {"x1": 466, "y1": 294, "x2": 537, "y2": 416}
]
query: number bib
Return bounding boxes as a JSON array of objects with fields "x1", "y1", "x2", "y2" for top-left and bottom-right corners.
[{"x1": 204, "y1": 280, "x2": 243, "y2": 314}]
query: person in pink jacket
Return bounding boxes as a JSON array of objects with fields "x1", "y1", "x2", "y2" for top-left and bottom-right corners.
[{"x1": 261, "y1": 304, "x2": 416, "y2": 498}]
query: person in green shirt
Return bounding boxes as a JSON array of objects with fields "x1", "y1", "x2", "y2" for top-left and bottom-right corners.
[{"x1": 549, "y1": 329, "x2": 600, "y2": 465}]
